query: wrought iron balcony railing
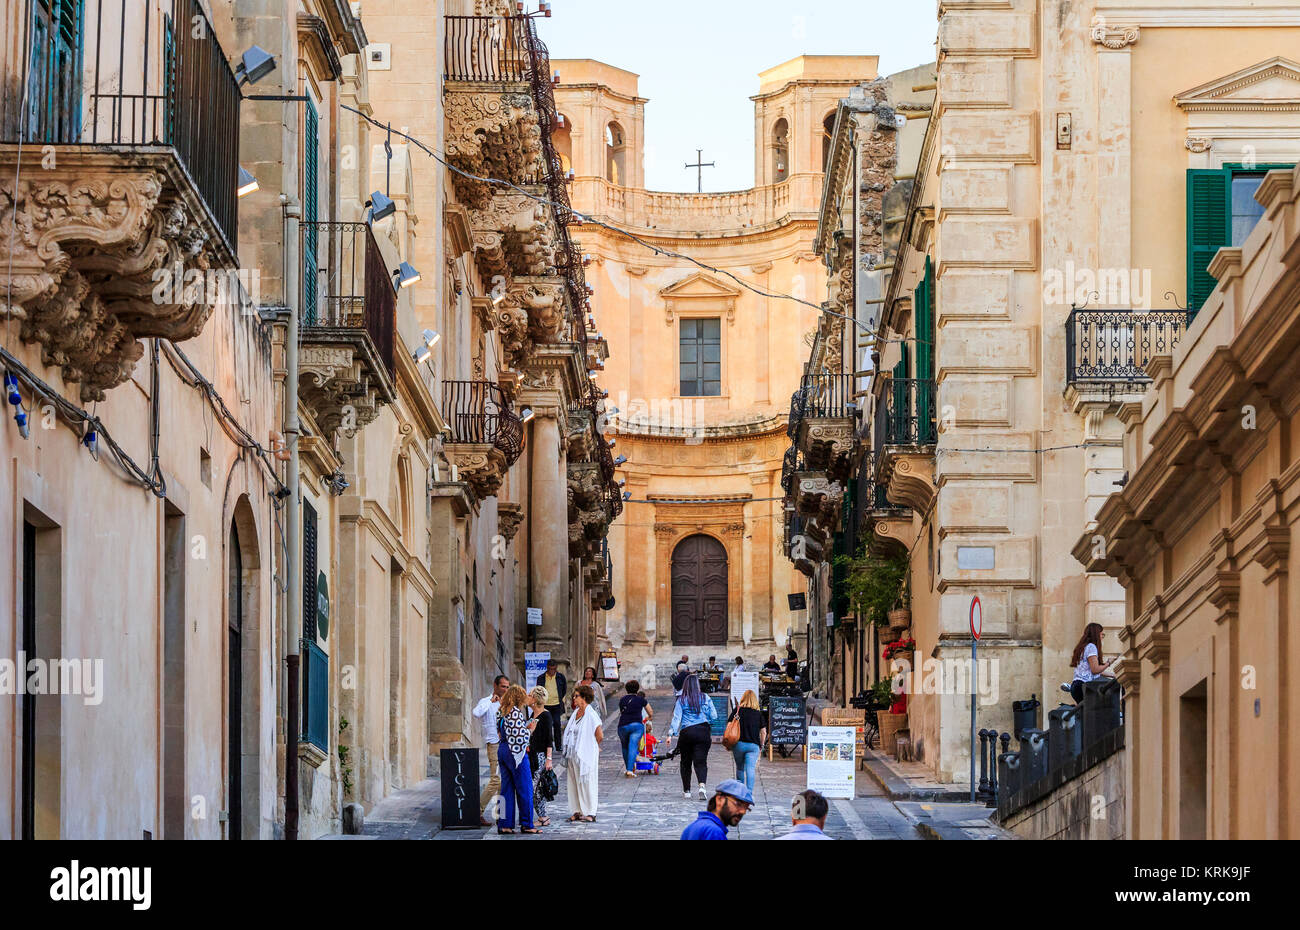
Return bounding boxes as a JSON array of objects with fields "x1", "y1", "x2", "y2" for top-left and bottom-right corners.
[
  {"x1": 861, "y1": 454, "x2": 906, "y2": 512},
  {"x1": 780, "y1": 445, "x2": 808, "y2": 496},
  {"x1": 798, "y1": 372, "x2": 857, "y2": 419},
  {"x1": 1065, "y1": 308, "x2": 1189, "y2": 384},
  {"x1": 4, "y1": 0, "x2": 243, "y2": 249},
  {"x1": 877, "y1": 377, "x2": 937, "y2": 447},
  {"x1": 443, "y1": 14, "x2": 589, "y2": 348},
  {"x1": 443, "y1": 380, "x2": 524, "y2": 468},
  {"x1": 301, "y1": 220, "x2": 396, "y2": 376}
]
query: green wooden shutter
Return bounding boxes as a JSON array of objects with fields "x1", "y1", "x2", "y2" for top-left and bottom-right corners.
[
  {"x1": 303, "y1": 97, "x2": 320, "y2": 324},
  {"x1": 1186, "y1": 168, "x2": 1230, "y2": 318},
  {"x1": 915, "y1": 257, "x2": 935, "y2": 443},
  {"x1": 890, "y1": 348, "x2": 910, "y2": 443}
]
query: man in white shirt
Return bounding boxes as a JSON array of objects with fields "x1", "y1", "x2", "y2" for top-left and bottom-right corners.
[{"x1": 472, "y1": 675, "x2": 510, "y2": 826}]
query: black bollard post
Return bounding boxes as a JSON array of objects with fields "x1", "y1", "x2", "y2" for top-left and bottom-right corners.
[{"x1": 977, "y1": 728, "x2": 990, "y2": 797}]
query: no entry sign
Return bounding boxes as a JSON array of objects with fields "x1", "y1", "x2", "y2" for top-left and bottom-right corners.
[{"x1": 969, "y1": 595, "x2": 982, "y2": 640}]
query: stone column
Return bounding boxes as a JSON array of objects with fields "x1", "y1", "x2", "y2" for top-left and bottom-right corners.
[
  {"x1": 529, "y1": 410, "x2": 569, "y2": 660},
  {"x1": 426, "y1": 482, "x2": 473, "y2": 761}
]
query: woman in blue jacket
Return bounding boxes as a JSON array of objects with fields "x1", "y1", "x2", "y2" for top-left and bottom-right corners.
[{"x1": 667, "y1": 673, "x2": 717, "y2": 799}]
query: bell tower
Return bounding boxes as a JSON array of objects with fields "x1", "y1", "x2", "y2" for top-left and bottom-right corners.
[{"x1": 552, "y1": 60, "x2": 647, "y2": 188}]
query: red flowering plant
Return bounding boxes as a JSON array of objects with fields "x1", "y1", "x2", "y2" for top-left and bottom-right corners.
[{"x1": 882, "y1": 638, "x2": 915, "y2": 662}]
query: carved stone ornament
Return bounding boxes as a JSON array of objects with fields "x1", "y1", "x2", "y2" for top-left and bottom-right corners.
[
  {"x1": 445, "y1": 442, "x2": 508, "y2": 501},
  {"x1": 800, "y1": 419, "x2": 856, "y2": 475},
  {"x1": 297, "y1": 335, "x2": 396, "y2": 438},
  {"x1": 1, "y1": 161, "x2": 226, "y2": 401},
  {"x1": 1090, "y1": 19, "x2": 1139, "y2": 49},
  {"x1": 1185, "y1": 137, "x2": 1213, "y2": 154},
  {"x1": 471, "y1": 191, "x2": 556, "y2": 279},
  {"x1": 498, "y1": 500, "x2": 524, "y2": 542},
  {"x1": 444, "y1": 92, "x2": 543, "y2": 210}
]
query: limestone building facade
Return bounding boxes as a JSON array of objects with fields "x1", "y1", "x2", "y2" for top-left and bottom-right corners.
[
  {"x1": 555, "y1": 56, "x2": 877, "y2": 676},
  {"x1": 856, "y1": 0, "x2": 1300, "y2": 791},
  {"x1": 0, "y1": 0, "x2": 617, "y2": 839}
]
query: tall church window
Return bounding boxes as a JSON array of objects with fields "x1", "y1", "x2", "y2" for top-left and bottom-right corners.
[
  {"x1": 822, "y1": 111, "x2": 837, "y2": 171},
  {"x1": 554, "y1": 113, "x2": 573, "y2": 175},
  {"x1": 679, "y1": 318, "x2": 721, "y2": 396}
]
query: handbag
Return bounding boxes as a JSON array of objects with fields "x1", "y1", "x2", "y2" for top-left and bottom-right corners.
[
  {"x1": 722, "y1": 708, "x2": 742, "y2": 750},
  {"x1": 537, "y1": 761, "x2": 559, "y2": 801}
]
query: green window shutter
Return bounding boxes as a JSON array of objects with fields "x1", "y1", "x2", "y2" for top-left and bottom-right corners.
[
  {"x1": 1186, "y1": 168, "x2": 1230, "y2": 318},
  {"x1": 303, "y1": 97, "x2": 320, "y2": 324},
  {"x1": 915, "y1": 257, "x2": 935, "y2": 442}
]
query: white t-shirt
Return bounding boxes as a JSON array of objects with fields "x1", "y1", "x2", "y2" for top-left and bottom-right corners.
[{"x1": 1074, "y1": 643, "x2": 1099, "y2": 683}]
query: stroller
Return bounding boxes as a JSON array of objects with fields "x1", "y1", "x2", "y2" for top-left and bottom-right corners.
[{"x1": 635, "y1": 723, "x2": 662, "y2": 774}]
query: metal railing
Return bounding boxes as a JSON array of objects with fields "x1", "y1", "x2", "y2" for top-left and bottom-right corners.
[
  {"x1": 1065, "y1": 308, "x2": 1189, "y2": 383},
  {"x1": 780, "y1": 445, "x2": 808, "y2": 495},
  {"x1": 799, "y1": 372, "x2": 856, "y2": 419},
  {"x1": 442, "y1": 380, "x2": 524, "y2": 467},
  {"x1": 300, "y1": 220, "x2": 396, "y2": 376},
  {"x1": 860, "y1": 454, "x2": 904, "y2": 512},
  {"x1": 5, "y1": 0, "x2": 242, "y2": 250},
  {"x1": 444, "y1": 15, "x2": 532, "y2": 82},
  {"x1": 877, "y1": 378, "x2": 937, "y2": 446},
  {"x1": 443, "y1": 15, "x2": 589, "y2": 348}
]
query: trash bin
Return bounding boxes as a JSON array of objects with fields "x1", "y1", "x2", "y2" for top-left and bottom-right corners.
[
  {"x1": 1081, "y1": 679, "x2": 1121, "y2": 747},
  {"x1": 1019, "y1": 727, "x2": 1050, "y2": 784},
  {"x1": 1048, "y1": 703, "x2": 1082, "y2": 771},
  {"x1": 997, "y1": 751, "x2": 1020, "y2": 805},
  {"x1": 1012, "y1": 695, "x2": 1040, "y2": 740}
]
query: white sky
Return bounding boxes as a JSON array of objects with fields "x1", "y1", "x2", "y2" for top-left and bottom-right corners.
[{"x1": 535, "y1": 0, "x2": 938, "y2": 192}]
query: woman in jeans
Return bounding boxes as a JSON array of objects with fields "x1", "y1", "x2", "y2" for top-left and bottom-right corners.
[
  {"x1": 616, "y1": 680, "x2": 651, "y2": 777},
  {"x1": 727, "y1": 689, "x2": 766, "y2": 793},
  {"x1": 527, "y1": 685, "x2": 555, "y2": 826},
  {"x1": 667, "y1": 673, "x2": 717, "y2": 800},
  {"x1": 496, "y1": 684, "x2": 539, "y2": 834}
]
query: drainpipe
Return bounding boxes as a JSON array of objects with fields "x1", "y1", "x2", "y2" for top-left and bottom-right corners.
[{"x1": 284, "y1": 193, "x2": 302, "y2": 841}]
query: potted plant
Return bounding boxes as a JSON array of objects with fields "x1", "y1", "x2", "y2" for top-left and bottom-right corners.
[{"x1": 835, "y1": 546, "x2": 909, "y2": 628}]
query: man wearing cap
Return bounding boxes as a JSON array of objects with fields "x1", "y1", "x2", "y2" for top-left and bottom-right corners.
[{"x1": 680, "y1": 779, "x2": 753, "y2": 840}]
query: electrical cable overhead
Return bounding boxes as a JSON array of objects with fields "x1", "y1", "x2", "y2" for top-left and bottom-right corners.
[{"x1": 339, "y1": 103, "x2": 929, "y2": 349}]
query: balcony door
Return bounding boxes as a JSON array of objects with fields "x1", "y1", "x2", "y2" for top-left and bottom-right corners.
[
  {"x1": 671, "y1": 535, "x2": 728, "y2": 646},
  {"x1": 25, "y1": 0, "x2": 83, "y2": 143}
]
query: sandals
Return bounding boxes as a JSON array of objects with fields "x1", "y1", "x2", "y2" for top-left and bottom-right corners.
[
  {"x1": 580, "y1": 815, "x2": 596, "y2": 822},
  {"x1": 567, "y1": 813, "x2": 583, "y2": 822},
  {"x1": 497, "y1": 827, "x2": 515, "y2": 835},
  {"x1": 537, "y1": 817, "x2": 551, "y2": 826}
]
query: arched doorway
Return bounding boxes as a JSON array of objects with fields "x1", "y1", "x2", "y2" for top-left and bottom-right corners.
[
  {"x1": 671, "y1": 535, "x2": 728, "y2": 645},
  {"x1": 227, "y1": 518, "x2": 243, "y2": 840}
]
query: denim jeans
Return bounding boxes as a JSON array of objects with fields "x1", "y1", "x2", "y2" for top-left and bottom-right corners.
[
  {"x1": 732, "y1": 741, "x2": 760, "y2": 791},
  {"x1": 618, "y1": 722, "x2": 645, "y2": 773}
]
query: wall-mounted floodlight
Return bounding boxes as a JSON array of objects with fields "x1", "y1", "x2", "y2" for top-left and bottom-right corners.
[
  {"x1": 520, "y1": 407, "x2": 536, "y2": 425},
  {"x1": 394, "y1": 262, "x2": 421, "y2": 289},
  {"x1": 608, "y1": 406, "x2": 620, "y2": 416},
  {"x1": 413, "y1": 345, "x2": 433, "y2": 365},
  {"x1": 606, "y1": 438, "x2": 616, "y2": 449},
  {"x1": 421, "y1": 329, "x2": 440, "y2": 348},
  {"x1": 623, "y1": 491, "x2": 632, "y2": 501},
  {"x1": 235, "y1": 46, "x2": 277, "y2": 86},
  {"x1": 614, "y1": 454, "x2": 627, "y2": 466},
  {"x1": 367, "y1": 191, "x2": 396, "y2": 222},
  {"x1": 237, "y1": 166, "x2": 259, "y2": 198}
]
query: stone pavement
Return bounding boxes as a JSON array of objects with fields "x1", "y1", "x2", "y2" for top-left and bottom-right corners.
[{"x1": 345, "y1": 689, "x2": 1009, "y2": 840}]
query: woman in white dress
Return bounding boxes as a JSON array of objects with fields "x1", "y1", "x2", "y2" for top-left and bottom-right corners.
[{"x1": 564, "y1": 684, "x2": 604, "y2": 822}]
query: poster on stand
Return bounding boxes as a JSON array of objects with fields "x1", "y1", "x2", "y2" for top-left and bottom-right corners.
[
  {"x1": 807, "y1": 725, "x2": 856, "y2": 798},
  {"x1": 524, "y1": 652, "x2": 550, "y2": 689}
]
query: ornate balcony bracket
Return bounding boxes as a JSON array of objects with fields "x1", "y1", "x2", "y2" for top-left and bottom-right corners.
[
  {"x1": 471, "y1": 189, "x2": 556, "y2": 280},
  {"x1": 795, "y1": 472, "x2": 843, "y2": 519},
  {"x1": 798, "y1": 418, "x2": 856, "y2": 477},
  {"x1": 298, "y1": 333, "x2": 397, "y2": 438},
  {"x1": 444, "y1": 90, "x2": 543, "y2": 210},
  {"x1": 1, "y1": 153, "x2": 233, "y2": 401},
  {"x1": 880, "y1": 452, "x2": 936, "y2": 514},
  {"x1": 445, "y1": 442, "x2": 508, "y2": 501},
  {"x1": 567, "y1": 407, "x2": 596, "y2": 460},
  {"x1": 873, "y1": 517, "x2": 917, "y2": 553},
  {"x1": 498, "y1": 500, "x2": 524, "y2": 542}
]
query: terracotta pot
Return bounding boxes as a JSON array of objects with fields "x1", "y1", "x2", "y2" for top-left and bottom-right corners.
[
  {"x1": 878, "y1": 712, "x2": 908, "y2": 756},
  {"x1": 888, "y1": 608, "x2": 911, "y2": 632}
]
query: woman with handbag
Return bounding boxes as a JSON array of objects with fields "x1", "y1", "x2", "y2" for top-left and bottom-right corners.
[
  {"x1": 725, "y1": 689, "x2": 766, "y2": 793},
  {"x1": 528, "y1": 686, "x2": 557, "y2": 826},
  {"x1": 564, "y1": 684, "x2": 604, "y2": 822},
  {"x1": 496, "y1": 685, "x2": 540, "y2": 835}
]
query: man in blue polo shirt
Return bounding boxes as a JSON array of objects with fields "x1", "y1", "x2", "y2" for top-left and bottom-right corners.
[{"x1": 680, "y1": 779, "x2": 753, "y2": 840}]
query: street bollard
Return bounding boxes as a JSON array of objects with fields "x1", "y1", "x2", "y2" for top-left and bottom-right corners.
[{"x1": 977, "y1": 728, "x2": 991, "y2": 796}]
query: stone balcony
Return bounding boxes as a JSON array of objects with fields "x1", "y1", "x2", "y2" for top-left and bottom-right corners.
[
  {"x1": 0, "y1": 0, "x2": 242, "y2": 402},
  {"x1": 792, "y1": 373, "x2": 858, "y2": 482},
  {"x1": 299, "y1": 221, "x2": 397, "y2": 438},
  {"x1": 443, "y1": 379, "x2": 525, "y2": 502},
  {"x1": 567, "y1": 461, "x2": 610, "y2": 558},
  {"x1": 794, "y1": 471, "x2": 844, "y2": 527},
  {"x1": 874, "y1": 376, "x2": 937, "y2": 514}
]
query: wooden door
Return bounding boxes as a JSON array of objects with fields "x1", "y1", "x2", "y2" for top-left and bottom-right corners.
[{"x1": 671, "y1": 535, "x2": 728, "y2": 646}]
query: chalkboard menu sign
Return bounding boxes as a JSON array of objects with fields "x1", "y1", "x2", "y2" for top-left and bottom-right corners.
[
  {"x1": 768, "y1": 696, "x2": 808, "y2": 747},
  {"x1": 709, "y1": 694, "x2": 730, "y2": 738},
  {"x1": 440, "y1": 747, "x2": 480, "y2": 829}
]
